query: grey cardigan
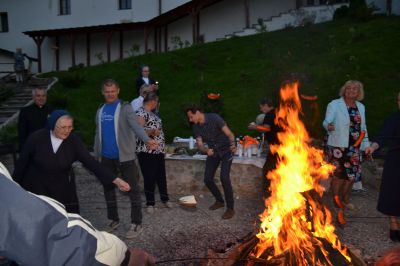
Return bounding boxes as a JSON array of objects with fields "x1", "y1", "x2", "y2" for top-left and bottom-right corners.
[{"x1": 94, "y1": 101, "x2": 151, "y2": 162}]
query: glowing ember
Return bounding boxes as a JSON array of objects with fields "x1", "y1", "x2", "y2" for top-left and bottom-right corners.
[{"x1": 251, "y1": 82, "x2": 350, "y2": 265}]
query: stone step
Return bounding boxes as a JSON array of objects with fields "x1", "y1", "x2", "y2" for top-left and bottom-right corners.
[
  {"x1": 0, "y1": 106, "x2": 22, "y2": 111},
  {"x1": 0, "y1": 110, "x2": 16, "y2": 117}
]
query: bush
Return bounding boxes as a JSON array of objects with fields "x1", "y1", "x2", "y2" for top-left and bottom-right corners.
[
  {"x1": 0, "y1": 125, "x2": 18, "y2": 145},
  {"x1": 59, "y1": 71, "x2": 86, "y2": 88},
  {"x1": 199, "y1": 91, "x2": 224, "y2": 115},
  {"x1": 48, "y1": 90, "x2": 68, "y2": 109},
  {"x1": 349, "y1": 0, "x2": 376, "y2": 21},
  {"x1": 333, "y1": 6, "x2": 349, "y2": 19}
]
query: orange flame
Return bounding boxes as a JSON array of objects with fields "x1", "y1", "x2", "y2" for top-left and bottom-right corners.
[{"x1": 251, "y1": 82, "x2": 350, "y2": 265}]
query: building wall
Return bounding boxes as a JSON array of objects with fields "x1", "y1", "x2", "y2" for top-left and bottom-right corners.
[
  {"x1": 167, "y1": 16, "x2": 193, "y2": 51},
  {"x1": 0, "y1": 0, "x2": 186, "y2": 72},
  {"x1": 200, "y1": 0, "x2": 246, "y2": 42},
  {"x1": 250, "y1": 0, "x2": 296, "y2": 26},
  {"x1": 2, "y1": 0, "x2": 390, "y2": 74}
]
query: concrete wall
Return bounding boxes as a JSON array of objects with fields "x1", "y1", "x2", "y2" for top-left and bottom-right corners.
[
  {"x1": 167, "y1": 16, "x2": 192, "y2": 51},
  {"x1": 250, "y1": 0, "x2": 296, "y2": 26},
  {"x1": 0, "y1": 0, "x2": 187, "y2": 72},
  {"x1": 3, "y1": 0, "x2": 388, "y2": 74},
  {"x1": 200, "y1": 0, "x2": 247, "y2": 42}
]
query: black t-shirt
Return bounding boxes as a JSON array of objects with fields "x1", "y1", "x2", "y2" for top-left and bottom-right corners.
[
  {"x1": 192, "y1": 113, "x2": 230, "y2": 156},
  {"x1": 262, "y1": 108, "x2": 279, "y2": 145}
]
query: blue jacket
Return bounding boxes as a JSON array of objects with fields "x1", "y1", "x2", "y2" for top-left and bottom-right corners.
[
  {"x1": 323, "y1": 97, "x2": 370, "y2": 150},
  {"x1": 0, "y1": 163, "x2": 127, "y2": 266}
]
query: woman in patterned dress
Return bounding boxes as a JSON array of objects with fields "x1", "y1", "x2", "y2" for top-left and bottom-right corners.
[
  {"x1": 136, "y1": 92, "x2": 170, "y2": 212},
  {"x1": 323, "y1": 80, "x2": 370, "y2": 225}
]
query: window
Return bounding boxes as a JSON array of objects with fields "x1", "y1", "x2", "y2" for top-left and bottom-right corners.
[
  {"x1": 119, "y1": 0, "x2": 132, "y2": 10},
  {"x1": 60, "y1": 0, "x2": 71, "y2": 15},
  {"x1": 0, "y1": 13, "x2": 9, "y2": 32}
]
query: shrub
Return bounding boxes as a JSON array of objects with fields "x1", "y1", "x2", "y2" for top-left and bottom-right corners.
[
  {"x1": 48, "y1": 90, "x2": 68, "y2": 109},
  {"x1": 333, "y1": 5, "x2": 349, "y2": 19},
  {"x1": 59, "y1": 72, "x2": 86, "y2": 89},
  {"x1": 0, "y1": 125, "x2": 18, "y2": 145}
]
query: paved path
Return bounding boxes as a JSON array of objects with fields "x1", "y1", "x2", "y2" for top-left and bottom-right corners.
[{"x1": 70, "y1": 162, "x2": 399, "y2": 265}]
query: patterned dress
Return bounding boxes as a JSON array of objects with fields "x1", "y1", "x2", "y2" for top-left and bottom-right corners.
[
  {"x1": 135, "y1": 107, "x2": 165, "y2": 154},
  {"x1": 328, "y1": 106, "x2": 362, "y2": 181}
]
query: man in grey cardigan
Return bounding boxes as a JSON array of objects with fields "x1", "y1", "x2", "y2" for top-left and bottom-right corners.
[{"x1": 94, "y1": 79, "x2": 157, "y2": 239}]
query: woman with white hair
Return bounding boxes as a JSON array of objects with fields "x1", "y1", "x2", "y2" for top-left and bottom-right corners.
[{"x1": 323, "y1": 80, "x2": 370, "y2": 226}]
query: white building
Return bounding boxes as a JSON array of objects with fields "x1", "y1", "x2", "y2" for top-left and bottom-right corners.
[{"x1": 0, "y1": 0, "x2": 393, "y2": 74}]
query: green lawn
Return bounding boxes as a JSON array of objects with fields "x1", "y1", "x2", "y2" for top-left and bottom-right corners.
[{"x1": 41, "y1": 16, "x2": 400, "y2": 145}]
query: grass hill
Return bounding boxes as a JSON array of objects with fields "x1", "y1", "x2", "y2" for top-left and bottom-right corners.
[{"x1": 43, "y1": 16, "x2": 400, "y2": 145}]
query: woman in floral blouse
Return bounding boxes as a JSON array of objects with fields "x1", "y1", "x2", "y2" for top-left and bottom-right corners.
[
  {"x1": 323, "y1": 80, "x2": 370, "y2": 226},
  {"x1": 136, "y1": 92, "x2": 170, "y2": 213}
]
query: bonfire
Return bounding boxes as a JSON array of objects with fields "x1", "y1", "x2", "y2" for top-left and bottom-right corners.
[{"x1": 250, "y1": 82, "x2": 350, "y2": 265}]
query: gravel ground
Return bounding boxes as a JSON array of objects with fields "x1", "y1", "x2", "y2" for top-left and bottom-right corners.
[{"x1": 2, "y1": 156, "x2": 398, "y2": 265}]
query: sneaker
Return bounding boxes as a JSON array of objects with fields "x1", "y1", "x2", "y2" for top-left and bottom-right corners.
[
  {"x1": 125, "y1": 224, "x2": 143, "y2": 239},
  {"x1": 222, "y1": 209, "x2": 235, "y2": 219},
  {"x1": 107, "y1": 220, "x2": 120, "y2": 232},
  {"x1": 209, "y1": 201, "x2": 225, "y2": 210},
  {"x1": 146, "y1": 206, "x2": 155, "y2": 214},
  {"x1": 163, "y1": 201, "x2": 173, "y2": 208}
]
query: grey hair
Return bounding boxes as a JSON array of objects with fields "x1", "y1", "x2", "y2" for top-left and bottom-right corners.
[
  {"x1": 143, "y1": 92, "x2": 159, "y2": 103},
  {"x1": 339, "y1": 80, "x2": 364, "y2": 101},
  {"x1": 102, "y1": 79, "x2": 119, "y2": 90},
  {"x1": 32, "y1": 87, "x2": 47, "y2": 96},
  {"x1": 140, "y1": 84, "x2": 153, "y2": 95}
]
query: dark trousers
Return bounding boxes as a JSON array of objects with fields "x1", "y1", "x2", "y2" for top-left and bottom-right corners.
[
  {"x1": 137, "y1": 152, "x2": 169, "y2": 206},
  {"x1": 101, "y1": 157, "x2": 142, "y2": 225},
  {"x1": 204, "y1": 152, "x2": 234, "y2": 209}
]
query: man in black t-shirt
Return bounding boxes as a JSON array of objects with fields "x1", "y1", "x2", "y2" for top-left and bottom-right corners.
[
  {"x1": 248, "y1": 98, "x2": 280, "y2": 197},
  {"x1": 185, "y1": 105, "x2": 237, "y2": 219},
  {"x1": 248, "y1": 97, "x2": 278, "y2": 147}
]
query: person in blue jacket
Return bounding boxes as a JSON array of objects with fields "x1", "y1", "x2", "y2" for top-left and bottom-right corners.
[{"x1": 0, "y1": 163, "x2": 155, "y2": 266}]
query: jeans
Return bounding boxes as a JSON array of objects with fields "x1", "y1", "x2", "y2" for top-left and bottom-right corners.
[
  {"x1": 101, "y1": 157, "x2": 142, "y2": 225},
  {"x1": 204, "y1": 152, "x2": 234, "y2": 209}
]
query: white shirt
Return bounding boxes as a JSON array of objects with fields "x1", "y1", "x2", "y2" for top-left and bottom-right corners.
[
  {"x1": 131, "y1": 96, "x2": 144, "y2": 112},
  {"x1": 142, "y1": 77, "x2": 149, "y2": 84},
  {"x1": 50, "y1": 131, "x2": 63, "y2": 153}
]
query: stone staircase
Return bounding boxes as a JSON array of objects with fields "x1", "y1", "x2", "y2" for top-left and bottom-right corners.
[
  {"x1": 216, "y1": 3, "x2": 348, "y2": 41},
  {"x1": 0, "y1": 76, "x2": 57, "y2": 130}
]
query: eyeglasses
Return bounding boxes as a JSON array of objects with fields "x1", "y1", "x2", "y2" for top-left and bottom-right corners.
[{"x1": 56, "y1": 125, "x2": 74, "y2": 131}]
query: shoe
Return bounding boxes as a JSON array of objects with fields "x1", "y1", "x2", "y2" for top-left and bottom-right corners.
[
  {"x1": 107, "y1": 220, "x2": 120, "y2": 232},
  {"x1": 163, "y1": 201, "x2": 173, "y2": 208},
  {"x1": 352, "y1": 188, "x2": 367, "y2": 193},
  {"x1": 209, "y1": 201, "x2": 225, "y2": 210},
  {"x1": 146, "y1": 206, "x2": 155, "y2": 214},
  {"x1": 125, "y1": 224, "x2": 143, "y2": 239},
  {"x1": 333, "y1": 195, "x2": 345, "y2": 209},
  {"x1": 389, "y1": 230, "x2": 400, "y2": 242},
  {"x1": 337, "y1": 210, "x2": 346, "y2": 226},
  {"x1": 222, "y1": 209, "x2": 235, "y2": 219}
]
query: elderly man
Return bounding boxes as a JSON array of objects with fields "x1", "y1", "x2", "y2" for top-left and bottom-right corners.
[
  {"x1": 18, "y1": 87, "x2": 54, "y2": 150},
  {"x1": 185, "y1": 105, "x2": 237, "y2": 219},
  {"x1": 94, "y1": 79, "x2": 157, "y2": 239}
]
